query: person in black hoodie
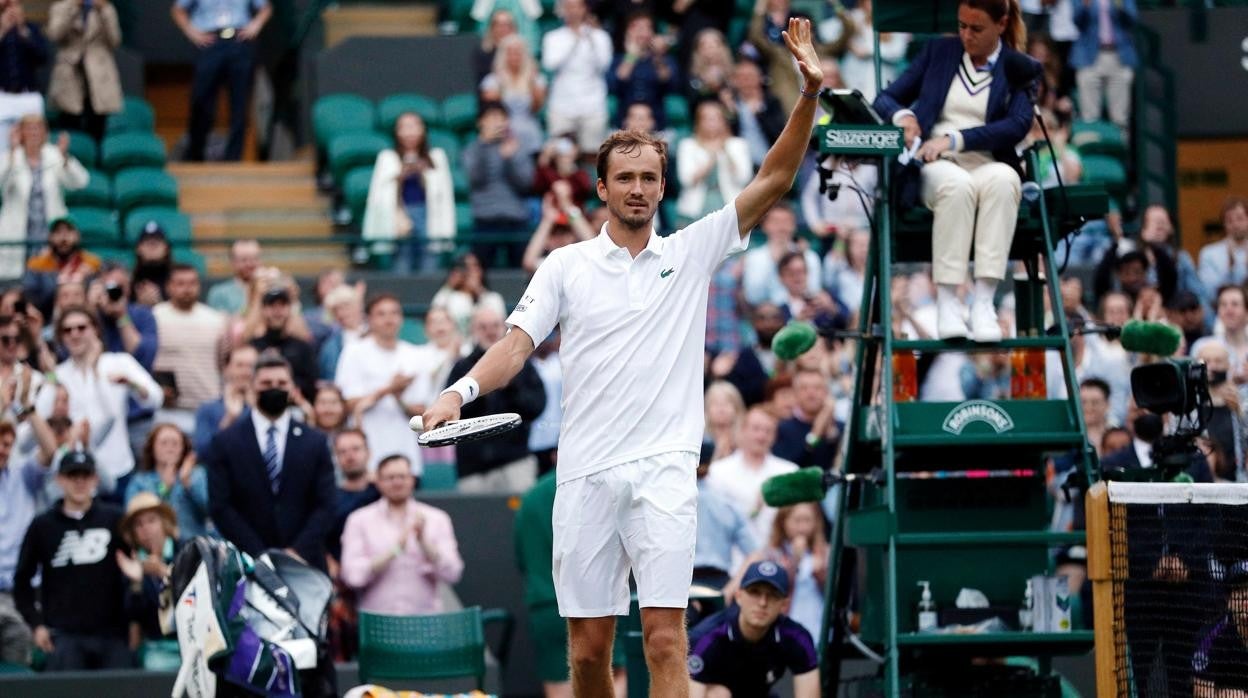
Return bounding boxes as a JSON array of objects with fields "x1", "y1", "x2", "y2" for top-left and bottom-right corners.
[
  {"x1": 446, "y1": 305, "x2": 546, "y2": 493},
  {"x1": 250, "y1": 286, "x2": 319, "y2": 402},
  {"x1": 13, "y1": 449, "x2": 131, "y2": 670}
]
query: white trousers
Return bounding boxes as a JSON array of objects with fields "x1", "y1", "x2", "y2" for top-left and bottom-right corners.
[
  {"x1": 1076, "y1": 49, "x2": 1134, "y2": 129},
  {"x1": 921, "y1": 158, "x2": 1021, "y2": 285}
]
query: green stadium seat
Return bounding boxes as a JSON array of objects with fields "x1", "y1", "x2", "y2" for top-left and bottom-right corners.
[
  {"x1": 664, "y1": 94, "x2": 691, "y2": 128},
  {"x1": 427, "y1": 128, "x2": 461, "y2": 163},
  {"x1": 455, "y1": 201, "x2": 474, "y2": 240},
  {"x1": 399, "y1": 316, "x2": 426, "y2": 344},
  {"x1": 1081, "y1": 154, "x2": 1127, "y2": 187},
  {"x1": 377, "y1": 93, "x2": 442, "y2": 132},
  {"x1": 606, "y1": 95, "x2": 618, "y2": 125},
  {"x1": 727, "y1": 17, "x2": 749, "y2": 49},
  {"x1": 114, "y1": 168, "x2": 178, "y2": 216},
  {"x1": 67, "y1": 207, "x2": 118, "y2": 245},
  {"x1": 451, "y1": 166, "x2": 469, "y2": 198},
  {"x1": 124, "y1": 206, "x2": 193, "y2": 245},
  {"x1": 313, "y1": 93, "x2": 376, "y2": 152},
  {"x1": 448, "y1": 0, "x2": 475, "y2": 24},
  {"x1": 91, "y1": 248, "x2": 133, "y2": 267},
  {"x1": 328, "y1": 131, "x2": 389, "y2": 185},
  {"x1": 1071, "y1": 120, "x2": 1127, "y2": 159},
  {"x1": 100, "y1": 132, "x2": 167, "y2": 172},
  {"x1": 420, "y1": 462, "x2": 457, "y2": 491},
  {"x1": 173, "y1": 247, "x2": 207, "y2": 277},
  {"x1": 56, "y1": 129, "x2": 98, "y2": 168},
  {"x1": 106, "y1": 96, "x2": 156, "y2": 135},
  {"x1": 343, "y1": 165, "x2": 374, "y2": 225},
  {"x1": 440, "y1": 93, "x2": 479, "y2": 134},
  {"x1": 64, "y1": 170, "x2": 111, "y2": 209},
  {"x1": 357, "y1": 608, "x2": 487, "y2": 686}
]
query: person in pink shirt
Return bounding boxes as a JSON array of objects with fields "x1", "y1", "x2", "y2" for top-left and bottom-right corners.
[{"x1": 339, "y1": 454, "x2": 464, "y2": 614}]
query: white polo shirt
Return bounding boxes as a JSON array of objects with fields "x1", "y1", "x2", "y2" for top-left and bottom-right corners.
[{"x1": 507, "y1": 201, "x2": 749, "y2": 484}]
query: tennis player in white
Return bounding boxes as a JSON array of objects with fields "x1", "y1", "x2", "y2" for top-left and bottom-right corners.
[{"x1": 422, "y1": 18, "x2": 823, "y2": 697}]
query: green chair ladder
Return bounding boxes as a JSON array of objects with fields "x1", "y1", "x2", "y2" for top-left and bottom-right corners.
[{"x1": 815, "y1": 5, "x2": 1109, "y2": 695}]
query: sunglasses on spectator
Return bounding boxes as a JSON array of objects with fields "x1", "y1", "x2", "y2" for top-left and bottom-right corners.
[
  {"x1": 0, "y1": 315, "x2": 12, "y2": 327},
  {"x1": 0, "y1": 334, "x2": 19, "y2": 346},
  {"x1": 60, "y1": 323, "x2": 91, "y2": 335}
]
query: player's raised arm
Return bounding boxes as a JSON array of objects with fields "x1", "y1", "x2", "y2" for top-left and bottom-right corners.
[
  {"x1": 734, "y1": 17, "x2": 824, "y2": 238},
  {"x1": 421, "y1": 327, "x2": 537, "y2": 429}
]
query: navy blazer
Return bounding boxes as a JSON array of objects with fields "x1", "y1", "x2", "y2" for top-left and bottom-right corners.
[
  {"x1": 207, "y1": 414, "x2": 337, "y2": 572},
  {"x1": 873, "y1": 37, "x2": 1037, "y2": 173}
]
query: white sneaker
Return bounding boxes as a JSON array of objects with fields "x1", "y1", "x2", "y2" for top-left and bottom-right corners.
[
  {"x1": 970, "y1": 301, "x2": 1003, "y2": 343},
  {"x1": 937, "y1": 296, "x2": 969, "y2": 340}
]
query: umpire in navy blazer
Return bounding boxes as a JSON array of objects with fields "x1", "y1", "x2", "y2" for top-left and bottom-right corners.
[
  {"x1": 207, "y1": 350, "x2": 336, "y2": 573},
  {"x1": 871, "y1": 0, "x2": 1039, "y2": 344},
  {"x1": 874, "y1": 35, "x2": 1038, "y2": 174}
]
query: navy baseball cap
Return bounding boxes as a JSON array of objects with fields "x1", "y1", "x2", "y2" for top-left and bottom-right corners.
[
  {"x1": 59, "y1": 449, "x2": 96, "y2": 476},
  {"x1": 740, "y1": 560, "x2": 789, "y2": 596}
]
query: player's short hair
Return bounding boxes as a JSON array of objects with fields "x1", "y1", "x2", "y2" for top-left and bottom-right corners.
[
  {"x1": 596, "y1": 130, "x2": 667, "y2": 183},
  {"x1": 365, "y1": 292, "x2": 401, "y2": 316},
  {"x1": 1217, "y1": 284, "x2": 1247, "y2": 307},
  {"x1": 334, "y1": 428, "x2": 368, "y2": 448},
  {"x1": 777, "y1": 250, "x2": 807, "y2": 274},
  {"x1": 1079, "y1": 377, "x2": 1111, "y2": 400},
  {"x1": 253, "y1": 349, "x2": 292, "y2": 377},
  {"x1": 169, "y1": 263, "x2": 198, "y2": 279},
  {"x1": 376, "y1": 453, "x2": 411, "y2": 475},
  {"x1": 1223, "y1": 195, "x2": 1247, "y2": 221}
]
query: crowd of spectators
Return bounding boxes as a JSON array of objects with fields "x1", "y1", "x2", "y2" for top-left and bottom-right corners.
[{"x1": 0, "y1": 0, "x2": 1243, "y2": 695}]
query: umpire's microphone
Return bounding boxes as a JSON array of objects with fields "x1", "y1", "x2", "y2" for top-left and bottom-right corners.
[
  {"x1": 762, "y1": 467, "x2": 827, "y2": 506},
  {"x1": 762, "y1": 467, "x2": 880, "y2": 507},
  {"x1": 1117, "y1": 320, "x2": 1182, "y2": 357}
]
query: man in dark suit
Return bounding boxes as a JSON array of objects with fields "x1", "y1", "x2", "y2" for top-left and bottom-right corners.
[{"x1": 207, "y1": 350, "x2": 336, "y2": 573}]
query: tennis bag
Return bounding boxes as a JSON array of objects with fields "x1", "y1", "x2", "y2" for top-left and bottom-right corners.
[{"x1": 167, "y1": 537, "x2": 334, "y2": 698}]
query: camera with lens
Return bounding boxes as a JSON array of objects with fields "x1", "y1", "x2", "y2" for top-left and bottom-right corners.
[
  {"x1": 104, "y1": 282, "x2": 124, "y2": 303},
  {"x1": 1104, "y1": 359, "x2": 1212, "y2": 482}
]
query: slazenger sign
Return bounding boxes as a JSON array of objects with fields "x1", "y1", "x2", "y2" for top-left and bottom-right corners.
[
  {"x1": 823, "y1": 129, "x2": 901, "y2": 150},
  {"x1": 941, "y1": 400, "x2": 1015, "y2": 435}
]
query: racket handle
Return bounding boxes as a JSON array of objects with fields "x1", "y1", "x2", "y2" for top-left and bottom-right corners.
[{"x1": 408, "y1": 416, "x2": 424, "y2": 433}]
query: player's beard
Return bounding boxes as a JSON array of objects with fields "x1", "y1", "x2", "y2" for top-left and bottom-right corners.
[{"x1": 608, "y1": 198, "x2": 656, "y2": 232}]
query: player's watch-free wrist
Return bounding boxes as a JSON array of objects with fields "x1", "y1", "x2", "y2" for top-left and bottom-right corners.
[{"x1": 441, "y1": 376, "x2": 480, "y2": 406}]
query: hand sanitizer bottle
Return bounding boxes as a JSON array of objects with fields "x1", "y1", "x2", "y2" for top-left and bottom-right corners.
[
  {"x1": 1019, "y1": 579, "x2": 1034, "y2": 631},
  {"x1": 917, "y1": 581, "x2": 937, "y2": 632}
]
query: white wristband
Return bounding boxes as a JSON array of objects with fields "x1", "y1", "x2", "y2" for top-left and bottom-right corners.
[{"x1": 441, "y1": 376, "x2": 480, "y2": 406}]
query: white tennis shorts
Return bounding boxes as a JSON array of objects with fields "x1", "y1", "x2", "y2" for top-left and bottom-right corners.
[{"x1": 552, "y1": 451, "x2": 698, "y2": 618}]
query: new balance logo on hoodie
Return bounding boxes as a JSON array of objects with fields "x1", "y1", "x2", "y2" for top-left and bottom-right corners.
[{"x1": 50, "y1": 529, "x2": 112, "y2": 567}]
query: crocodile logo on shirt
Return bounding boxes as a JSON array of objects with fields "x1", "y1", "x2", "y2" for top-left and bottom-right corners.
[{"x1": 660, "y1": 267, "x2": 676, "y2": 279}]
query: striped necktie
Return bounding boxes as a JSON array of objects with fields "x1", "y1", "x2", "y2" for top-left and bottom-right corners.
[{"x1": 264, "y1": 424, "x2": 281, "y2": 493}]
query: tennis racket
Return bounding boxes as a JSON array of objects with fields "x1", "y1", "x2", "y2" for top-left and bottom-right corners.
[{"x1": 409, "y1": 413, "x2": 523, "y2": 447}]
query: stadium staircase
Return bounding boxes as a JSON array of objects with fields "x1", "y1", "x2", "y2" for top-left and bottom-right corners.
[{"x1": 170, "y1": 160, "x2": 346, "y2": 277}]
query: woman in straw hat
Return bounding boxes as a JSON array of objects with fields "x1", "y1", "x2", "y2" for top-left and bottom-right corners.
[{"x1": 115, "y1": 492, "x2": 179, "y2": 654}]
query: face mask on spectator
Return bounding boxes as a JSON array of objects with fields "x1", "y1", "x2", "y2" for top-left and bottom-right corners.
[{"x1": 256, "y1": 388, "x2": 289, "y2": 417}]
